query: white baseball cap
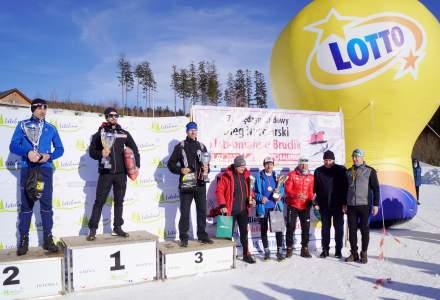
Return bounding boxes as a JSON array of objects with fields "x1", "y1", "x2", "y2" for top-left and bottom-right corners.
[{"x1": 263, "y1": 156, "x2": 274, "y2": 165}]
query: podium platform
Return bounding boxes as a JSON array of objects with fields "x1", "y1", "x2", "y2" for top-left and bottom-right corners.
[
  {"x1": 60, "y1": 230, "x2": 158, "y2": 292},
  {"x1": 0, "y1": 248, "x2": 64, "y2": 299},
  {"x1": 159, "y1": 238, "x2": 235, "y2": 279}
]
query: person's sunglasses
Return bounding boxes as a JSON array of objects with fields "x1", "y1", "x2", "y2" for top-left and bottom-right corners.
[
  {"x1": 32, "y1": 104, "x2": 48, "y2": 110},
  {"x1": 107, "y1": 113, "x2": 119, "y2": 119}
]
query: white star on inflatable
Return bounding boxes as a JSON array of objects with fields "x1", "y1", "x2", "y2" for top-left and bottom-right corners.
[
  {"x1": 304, "y1": 8, "x2": 358, "y2": 46},
  {"x1": 394, "y1": 49, "x2": 425, "y2": 80}
]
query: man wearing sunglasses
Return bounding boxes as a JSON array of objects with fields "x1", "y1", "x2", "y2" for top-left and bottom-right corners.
[
  {"x1": 9, "y1": 98, "x2": 64, "y2": 255},
  {"x1": 87, "y1": 107, "x2": 140, "y2": 241}
]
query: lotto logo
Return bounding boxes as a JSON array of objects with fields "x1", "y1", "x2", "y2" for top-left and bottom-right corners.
[{"x1": 305, "y1": 9, "x2": 426, "y2": 89}]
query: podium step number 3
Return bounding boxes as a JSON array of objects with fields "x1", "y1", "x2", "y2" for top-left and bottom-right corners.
[
  {"x1": 0, "y1": 248, "x2": 64, "y2": 299},
  {"x1": 160, "y1": 239, "x2": 235, "y2": 279}
]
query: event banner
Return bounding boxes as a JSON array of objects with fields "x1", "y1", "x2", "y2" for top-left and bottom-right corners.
[
  {"x1": 194, "y1": 106, "x2": 345, "y2": 254},
  {"x1": 191, "y1": 105, "x2": 345, "y2": 169}
]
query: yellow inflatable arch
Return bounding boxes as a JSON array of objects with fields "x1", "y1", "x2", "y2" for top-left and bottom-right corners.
[{"x1": 270, "y1": 0, "x2": 439, "y2": 223}]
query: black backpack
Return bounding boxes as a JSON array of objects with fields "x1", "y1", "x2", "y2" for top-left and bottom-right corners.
[{"x1": 25, "y1": 168, "x2": 44, "y2": 201}]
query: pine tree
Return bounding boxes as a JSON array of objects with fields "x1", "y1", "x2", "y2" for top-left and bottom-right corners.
[
  {"x1": 177, "y1": 69, "x2": 191, "y2": 114},
  {"x1": 146, "y1": 63, "x2": 157, "y2": 117},
  {"x1": 224, "y1": 72, "x2": 235, "y2": 106},
  {"x1": 134, "y1": 64, "x2": 143, "y2": 116},
  {"x1": 207, "y1": 62, "x2": 222, "y2": 106},
  {"x1": 198, "y1": 61, "x2": 208, "y2": 105},
  {"x1": 189, "y1": 62, "x2": 199, "y2": 106},
  {"x1": 124, "y1": 61, "x2": 134, "y2": 114},
  {"x1": 254, "y1": 71, "x2": 268, "y2": 108},
  {"x1": 117, "y1": 55, "x2": 127, "y2": 111},
  {"x1": 245, "y1": 69, "x2": 254, "y2": 107},
  {"x1": 234, "y1": 69, "x2": 247, "y2": 107},
  {"x1": 117, "y1": 55, "x2": 134, "y2": 115},
  {"x1": 136, "y1": 62, "x2": 149, "y2": 116},
  {"x1": 170, "y1": 65, "x2": 179, "y2": 116}
]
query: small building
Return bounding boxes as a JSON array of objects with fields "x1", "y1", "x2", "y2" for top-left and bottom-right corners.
[{"x1": 0, "y1": 88, "x2": 32, "y2": 107}]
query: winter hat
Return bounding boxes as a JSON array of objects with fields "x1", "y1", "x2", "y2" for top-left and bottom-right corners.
[
  {"x1": 233, "y1": 155, "x2": 246, "y2": 168},
  {"x1": 31, "y1": 98, "x2": 47, "y2": 112},
  {"x1": 298, "y1": 157, "x2": 309, "y2": 164},
  {"x1": 186, "y1": 121, "x2": 198, "y2": 131},
  {"x1": 104, "y1": 107, "x2": 118, "y2": 116},
  {"x1": 323, "y1": 150, "x2": 335, "y2": 160},
  {"x1": 352, "y1": 149, "x2": 364, "y2": 157},
  {"x1": 263, "y1": 156, "x2": 274, "y2": 165}
]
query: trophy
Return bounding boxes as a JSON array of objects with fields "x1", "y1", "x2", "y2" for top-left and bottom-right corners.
[
  {"x1": 273, "y1": 175, "x2": 289, "y2": 200},
  {"x1": 100, "y1": 129, "x2": 116, "y2": 169},
  {"x1": 200, "y1": 152, "x2": 211, "y2": 182},
  {"x1": 21, "y1": 120, "x2": 43, "y2": 160},
  {"x1": 248, "y1": 175, "x2": 256, "y2": 206}
]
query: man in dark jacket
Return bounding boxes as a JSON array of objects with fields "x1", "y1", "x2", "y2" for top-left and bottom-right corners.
[
  {"x1": 314, "y1": 150, "x2": 347, "y2": 259},
  {"x1": 87, "y1": 107, "x2": 140, "y2": 241},
  {"x1": 343, "y1": 149, "x2": 379, "y2": 264},
  {"x1": 167, "y1": 121, "x2": 213, "y2": 247},
  {"x1": 9, "y1": 98, "x2": 64, "y2": 255}
]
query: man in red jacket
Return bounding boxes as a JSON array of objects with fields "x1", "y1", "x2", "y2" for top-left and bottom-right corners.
[
  {"x1": 285, "y1": 157, "x2": 317, "y2": 258},
  {"x1": 216, "y1": 155, "x2": 256, "y2": 264}
]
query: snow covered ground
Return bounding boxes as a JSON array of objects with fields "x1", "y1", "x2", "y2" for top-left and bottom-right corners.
[{"x1": 62, "y1": 170, "x2": 440, "y2": 300}]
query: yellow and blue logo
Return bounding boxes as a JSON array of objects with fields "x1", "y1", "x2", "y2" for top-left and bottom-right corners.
[
  {"x1": 0, "y1": 199, "x2": 18, "y2": 212},
  {"x1": 149, "y1": 122, "x2": 184, "y2": 133},
  {"x1": 305, "y1": 9, "x2": 426, "y2": 89},
  {"x1": 0, "y1": 114, "x2": 19, "y2": 128}
]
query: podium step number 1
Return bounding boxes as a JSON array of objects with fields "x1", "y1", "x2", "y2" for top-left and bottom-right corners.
[
  {"x1": 61, "y1": 231, "x2": 158, "y2": 292},
  {"x1": 0, "y1": 248, "x2": 64, "y2": 299}
]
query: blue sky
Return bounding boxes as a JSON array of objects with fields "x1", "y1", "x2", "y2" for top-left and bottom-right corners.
[{"x1": 1, "y1": 0, "x2": 439, "y2": 109}]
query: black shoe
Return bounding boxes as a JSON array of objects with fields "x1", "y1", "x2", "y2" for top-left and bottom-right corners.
[
  {"x1": 417, "y1": 201, "x2": 420, "y2": 205},
  {"x1": 320, "y1": 250, "x2": 329, "y2": 258},
  {"x1": 345, "y1": 250, "x2": 359, "y2": 262},
  {"x1": 17, "y1": 234, "x2": 29, "y2": 256},
  {"x1": 264, "y1": 248, "x2": 271, "y2": 260},
  {"x1": 359, "y1": 251, "x2": 368, "y2": 264},
  {"x1": 86, "y1": 229, "x2": 96, "y2": 241},
  {"x1": 180, "y1": 240, "x2": 188, "y2": 247},
  {"x1": 112, "y1": 227, "x2": 129, "y2": 237},
  {"x1": 276, "y1": 248, "x2": 285, "y2": 261},
  {"x1": 334, "y1": 250, "x2": 342, "y2": 258},
  {"x1": 43, "y1": 235, "x2": 59, "y2": 253},
  {"x1": 300, "y1": 246, "x2": 312, "y2": 258},
  {"x1": 198, "y1": 237, "x2": 214, "y2": 244},
  {"x1": 243, "y1": 254, "x2": 256, "y2": 264}
]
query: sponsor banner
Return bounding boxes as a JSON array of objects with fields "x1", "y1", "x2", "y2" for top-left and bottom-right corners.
[
  {"x1": 0, "y1": 106, "x2": 335, "y2": 253},
  {"x1": 0, "y1": 106, "x2": 188, "y2": 247},
  {"x1": 192, "y1": 105, "x2": 345, "y2": 169}
]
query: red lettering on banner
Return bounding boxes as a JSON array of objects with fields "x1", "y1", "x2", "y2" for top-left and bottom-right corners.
[{"x1": 273, "y1": 139, "x2": 301, "y2": 150}]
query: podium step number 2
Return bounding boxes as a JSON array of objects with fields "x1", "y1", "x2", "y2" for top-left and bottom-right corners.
[{"x1": 0, "y1": 249, "x2": 64, "y2": 299}]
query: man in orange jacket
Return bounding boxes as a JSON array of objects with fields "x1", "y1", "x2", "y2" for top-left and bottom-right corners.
[{"x1": 284, "y1": 157, "x2": 318, "y2": 258}]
